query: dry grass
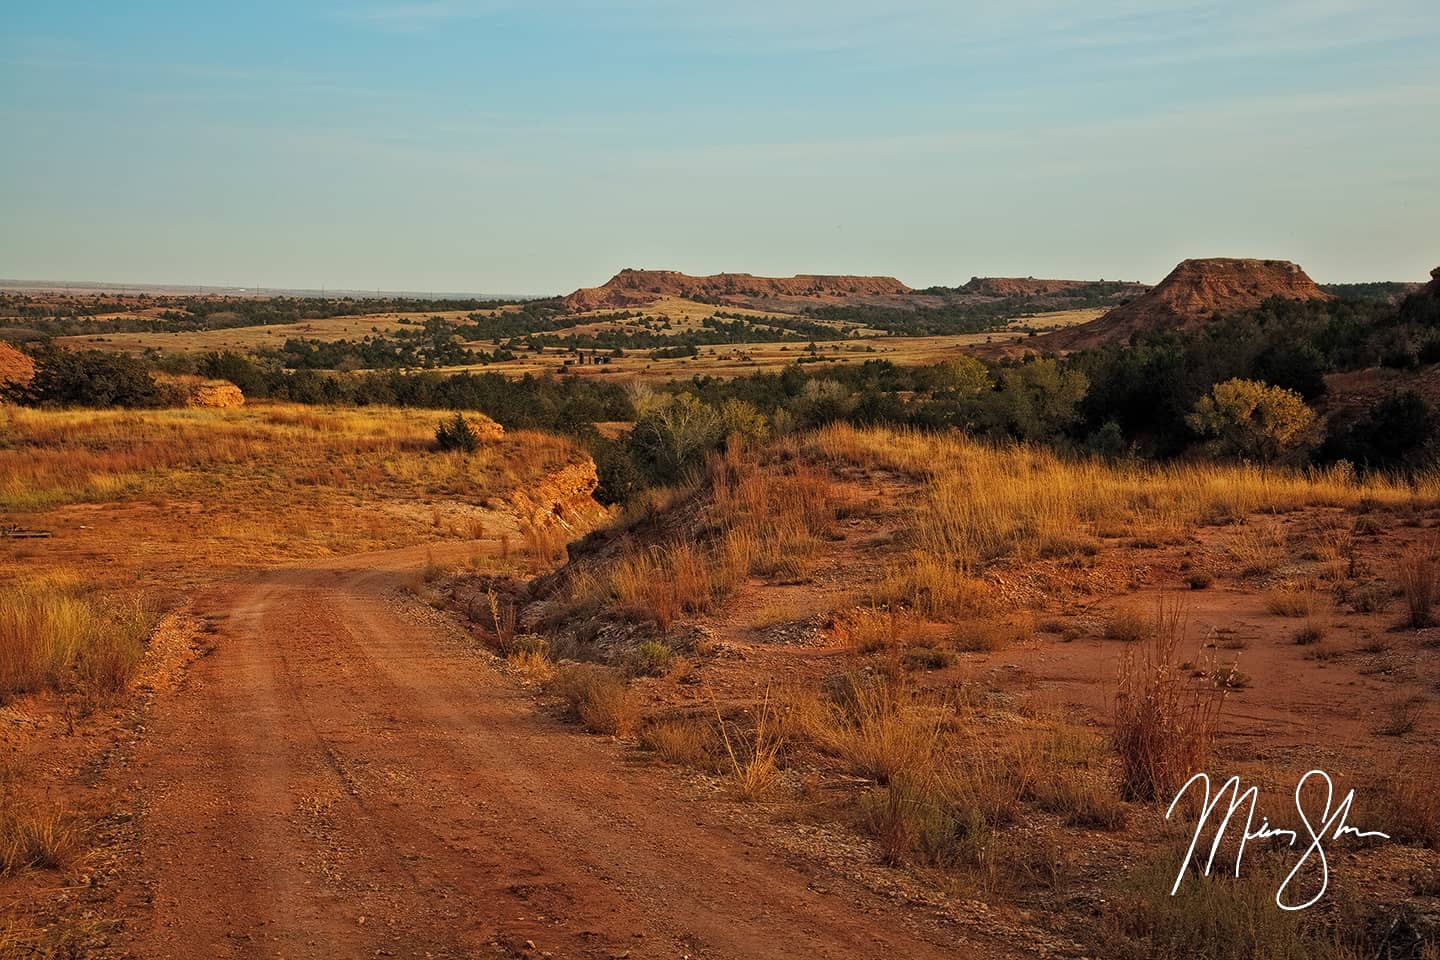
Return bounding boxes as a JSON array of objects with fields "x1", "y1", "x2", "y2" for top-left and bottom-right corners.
[
  {"x1": 1112, "y1": 600, "x2": 1228, "y2": 802},
  {"x1": 807, "y1": 424, "x2": 1425, "y2": 533},
  {"x1": 0, "y1": 405, "x2": 586, "y2": 593},
  {"x1": 801, "y1": 676, "x2": 945, "y2": 785},
  {"x1": 1099, "y1": 849, "x2": 1368, "y2": 960},
  {"x1": 717, "y1": 695, "x2": 785, "y2": 801},
  {"x1": 1397, "y1": 541, "x2": 1439, "y2": 628},
  {"x1": 1293, "y1": 621, "x2": 1327, "y2": 646},
  {"x1": 622, "y1": 639, "x2": 673, "y2": 677},
  {"x1": 0, "y1": 576, "x2": 152, "y2": 702},
  {"x1": 521, "y1": 520, "x2": 570, "y2": 568},
  {"x1": 507, "y1": 648, "x2": 556, "y2": 684},
  {"x1": 829, "y1": 607, "x2": 926, "y2": 654},
  {"x1": 553, "y1": 664, "x2": 641, "y2": 737},
  {"x1": 0, "y1": 803, "x2": 81, "y2": 878},
  {"x1": 1264, "y1": 581, "x2": 1319, "y2": 617},
  {"x1": 1103, "y1": 607, "x2": 1151, "y2": 643},
  {"x1": 1355, "y1": 762, "x2": 1440, "y2": 848},
  {"x1": 563, "y1": 441, "x2": 840, "y2": 633},
  {"x1": 952, "y1": 617, "x2": 1031, "y2": 652},
  {"x1": 1374, "y1": 694, "x2": 1424, "y2": 737},
  {"x1": 640, "y1": 717, "x2": 722, "y2": 770},
  {"x1": 1227, "y1": 526, "x2": 1288, "y2": 578},
  {"x1": 801, "y1": 425, "x2": 1428, "y2": 624}
]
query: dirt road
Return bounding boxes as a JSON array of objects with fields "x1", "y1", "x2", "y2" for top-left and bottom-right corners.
[{"x1": 112, "y1": 544, "x2": 995, "y2": 960}]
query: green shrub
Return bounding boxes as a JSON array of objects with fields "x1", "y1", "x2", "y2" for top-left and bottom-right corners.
[{"x1": 435, "y1": 413, "x2": 478, "y2": 453}]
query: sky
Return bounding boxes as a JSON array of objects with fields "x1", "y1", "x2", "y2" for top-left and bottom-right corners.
[{"x1": 2, "y1": 1, "x2": 1438, "y2": 295}]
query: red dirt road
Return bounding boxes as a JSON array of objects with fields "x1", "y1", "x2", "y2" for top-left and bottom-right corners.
[{"x1": 112, "y1": 546, "x2": 995, "y2": 960}]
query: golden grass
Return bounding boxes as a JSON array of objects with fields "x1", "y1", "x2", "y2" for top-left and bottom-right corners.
[
  {"x1": 1099, "y1": 850, "x2": 1368, "y2": 960},
  {"x1": 640, "y1": 717, "x2": 722, "y2": 770},
  {"x1": 803, "y1": 676, "x2": 945, "y2": 785},
  {"x1": 1397, "y1": 541, "x2": 1439, "y2": 628},
  {"x1": 0, "y1": 800, "x2": 81, "y2": 878},
  {"x1": 0, "y1": 575, "x2": 151, "y2": 702},
  {"x1": 0, "y1": 404, "x2": 585, "y2": 591},
  {"x1": 1264, "y1": 580, "x2": 1318, "y2": 618},
  {"x1": 806, "y1": 422, "x2": 1428, "y2": 553},
  {"x1": 717, "y1": 695, "x2": 784, "y2": 801},
  {"x1": 563, "y1": 441, "x2": 840, "y2": 633},
  {"x1": 553, "y1": 663, "x2": 641, "y2": 737},
  {"x1": 1113, "y1": 600, "x2": 1228, "y2": 802}
]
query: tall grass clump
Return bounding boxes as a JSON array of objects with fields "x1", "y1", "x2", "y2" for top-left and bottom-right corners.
[
  {"x1": 0, "y1": 578, "x2": 150, "y2": 702},
  {"x1": 717, "y1": 694, "x2": 784, "y2": 800},
  {"x1": 807, "y1": 675, "x2": 945, "y2": 784},
  {"x1": 1397, "y1": 541, "x2": 1439, "y2": 628},
  {"x1": 1099, "y1": 850, "x2": 1369, "y2": 960},
  {"x1": 553, "y1": 664, "x2": 640, "y2": 737},
  {"x1": 0, "y1": 801, "x2": 81, "y2": 877},
  {"x1": 1113, "y1": 600, "x2": 1228, "y2": 802}
]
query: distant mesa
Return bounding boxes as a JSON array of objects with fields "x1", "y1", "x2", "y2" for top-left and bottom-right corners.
[
  {"x1": 1035, "y1": 258, "x2": 1331, "y2": 351},
  {"x1": 960, "y1": 276, "x2": 1145, "y2": 299},
  {"x1": 562, "y1": 268, "x2": 911, "y2": 311}
]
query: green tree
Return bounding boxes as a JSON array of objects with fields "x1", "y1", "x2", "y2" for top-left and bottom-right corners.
[
  {"x1": 1185, "y1": 378, "x2": 1316, "y2": 462},
  {"x1": 985, "y1": 359, "x2": 1088, "y2": 441},
  {"x1": 435, "y1": 413, "x2": 479, "y2": 453},
  {"x1": 629, "y1": 393, "x2": 723, "y2": 484},
  {"x1": 933, "y1": 355, "x2": 990, "y2": 395}
]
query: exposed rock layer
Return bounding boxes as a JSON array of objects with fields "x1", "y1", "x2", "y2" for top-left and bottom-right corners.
[
  {"x1": 563, "y1": 269, "x2": 910, "y2": 311},
  {"x1": 1036, "y1": 258, "x2": 1330, "y2": 351}
]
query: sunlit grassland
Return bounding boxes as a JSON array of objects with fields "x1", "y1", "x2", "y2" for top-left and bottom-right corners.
[{"x1": 0, "y1": 403, "x2": 585, "y2": 590}]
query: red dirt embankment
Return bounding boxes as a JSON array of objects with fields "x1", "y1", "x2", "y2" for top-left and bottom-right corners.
[
  {"x1": 563, "y1": 268, "x2": 910, "y2": 311},
  {"x1": 1034, "y1": 257, "x2": 1330, "y2": 351},
  {"x1": 0, "y1": 341, "x2": 35, "y2": 393}
]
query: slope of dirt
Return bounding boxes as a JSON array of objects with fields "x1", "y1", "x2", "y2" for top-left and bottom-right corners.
[
  {"x1": 0, "y1": 340, "x2": 35, "y2": 391},
  {"x1": 1033, "y1": 257, "x2": 1330, "y2": 351},
  {"x1": 563, "y1": 269, "x2": 911, "y2": 311},
  {"x1": 103, "y1": 543, "x2": 1008, "y2": 960}
]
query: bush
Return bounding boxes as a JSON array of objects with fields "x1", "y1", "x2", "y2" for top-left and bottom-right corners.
[
  {"x1": 1099, "y1": 851, "x2": 1367, "y2": 960},
  {"x1": 623, "y1": 639, "x2": 673, "y2": 677},
  {"x1": 435, "y1": 413, "x2": 478, "y2": 453},
  {"x1": 1186, "y1": 379, "x2": 1316, "y2": 462},
  {"x1": 0, "y1": 801, "x2": 81, "y2": 877},
  {"x1": 24, "y1": 348, "x2": 162, "y2": 408}
]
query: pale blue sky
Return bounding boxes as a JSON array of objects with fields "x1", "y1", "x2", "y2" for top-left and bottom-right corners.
[{"x1": 3, "y1": 1, "x2": 1437, "y2": 294}]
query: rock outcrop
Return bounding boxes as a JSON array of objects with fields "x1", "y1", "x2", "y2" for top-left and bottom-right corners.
[
  {"x1": 155, "y1": 374, "x2": 245, "y2": 408},
  {"x1": 563, "y1": 269, "x2": 910, "y2": 311},
  {"x1": 508, "y1": 457, "x2": 606, "y2": 532},
  {"x1": 1036, "y1": 258, "x2": 1330, "y2": 351}
]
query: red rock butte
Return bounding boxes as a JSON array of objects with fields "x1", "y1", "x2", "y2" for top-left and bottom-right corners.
[
  {"x1": 563, "y1": 268, "x2": 911, "y2": 311},
  {"x1": 1036, "y1": 257, "x2": 1330, "y2": 351}
]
